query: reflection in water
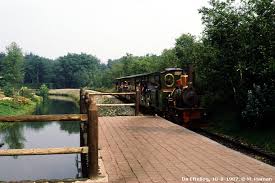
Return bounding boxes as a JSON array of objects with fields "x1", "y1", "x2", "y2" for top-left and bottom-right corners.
[
  {"x1": 0, "y1": 96, "x2": 81, "y2": 181},
  {"x1": 36, "y1": 97, "x2": 79, "y2": 115},
  {"x1": 60, "y1": 122, "x2": 80, "y2": 134},
  {"x1": 24, "y1": 121, "x2": 51, "y2": 132},
  {"x1": 0, "y1": 124, "x2": 25, "y2": 150}
]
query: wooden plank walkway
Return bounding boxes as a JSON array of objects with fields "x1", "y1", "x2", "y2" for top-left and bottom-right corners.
[{"x1": 99, "y1": 116, "x2": 275, "y2": 183}]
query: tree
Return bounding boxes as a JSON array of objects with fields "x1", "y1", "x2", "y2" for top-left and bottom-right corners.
[
  {"x1": 24, "y1": 53, "x2": 54, "y2": 87},
  {"x1": 175, "y1": 34, "x2": 197, "y2": 67},
  {"x1": 54, "y1": 53, "x2": 101, "y2": 88},
  {"x1": 2, "y1": 42, "x2": 25, "y2": 87},
  {"x1": 159, "y1": 49, "x2": 180, "y2": 70},
  {"x1": 0, "y1": 52, "x2": 6, "y2": 87},
  {"x1": 198, "y1": 0, "x2": 275, "y2": 124},
  {"x1": 0, "y1": 52, "x2": 5, "y2": 72}
]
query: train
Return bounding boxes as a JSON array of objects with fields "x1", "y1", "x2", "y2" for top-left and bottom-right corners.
[{"x1": 115, "y1": 67, "x2": 205, "y2": 128}]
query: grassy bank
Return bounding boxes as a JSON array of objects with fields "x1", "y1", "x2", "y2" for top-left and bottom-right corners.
[
  {"x1": 48, "y1": 89, "x2": 80, "y2": 103},
  {"x1": 0, "y1": 97, "x2": 41, "y2": 130}
]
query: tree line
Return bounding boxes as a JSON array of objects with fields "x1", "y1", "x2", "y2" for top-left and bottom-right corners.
[
  {"x1": 0, "y1": 0, "x2": 274, "y2": 128},
  {"x1": 0, "y1": 45, "x2": 103, "y2": 89}
]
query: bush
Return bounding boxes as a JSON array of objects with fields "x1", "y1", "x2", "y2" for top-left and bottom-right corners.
[
  {"x1": 38, "y1": 84, "x2": 49, "y2": 98},
  {"x1": 12, "y1": 96, "x2": 31, "y2": 105},
  {"x1": 200, "y1": 92, "x2": 226, "y2": 108},
  {"x1": 19, "y1": 87, "x2": 35, "y2": 100},
  {"x1": 3, "y1": 85, "x2": 15, "y2": 97},
  {"x1": 241, "y1": 84, "x2": 269, "y2": 128}
]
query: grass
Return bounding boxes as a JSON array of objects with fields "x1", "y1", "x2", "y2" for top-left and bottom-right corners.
[
  {"x1": 48, "y1": 89, "x2": 80, "y2": 102},
  {"x1": 0, "y1": 99, "x2": 37, "y2": 115},
  {"x1": 0, "y1": 99, "x2": 39, "y2": 130},
  {"x1": 207, "y1": 105, "x2": 275, "y2": 154}
]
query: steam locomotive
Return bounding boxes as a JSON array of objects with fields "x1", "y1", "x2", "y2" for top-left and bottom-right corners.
[{"x1": 115, "y1": 68, "x2": 205, "y2": 128}]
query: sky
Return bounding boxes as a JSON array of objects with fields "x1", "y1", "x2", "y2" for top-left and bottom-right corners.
[{"x1": 0, "y1": 0, "x2": 209, "y2": 63}]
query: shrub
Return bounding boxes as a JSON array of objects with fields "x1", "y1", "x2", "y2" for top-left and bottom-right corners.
[
  {"x1": 3, "y1": 85, "x2": 15, "y2": 97},
  {"x1": 241, "y1": 84, "x2": 269, "y2": 128},
  {"x1": 12, "y1": 96, "x2": 31, "y2": 105},
  {"x1": 19, "y1": 87, "x2": 35, "y2": 100},
  {"x1": 38, "y1": 84, "x2": 49, "y2": 98}
]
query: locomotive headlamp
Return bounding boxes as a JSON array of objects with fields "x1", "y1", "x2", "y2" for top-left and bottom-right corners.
[{"x1": 164, "y1": 73, "x2": 174, "y2": 87}]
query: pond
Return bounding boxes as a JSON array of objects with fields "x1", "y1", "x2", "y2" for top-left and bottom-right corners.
[{"x1": 0, "y1": 96, "x2": 82, "y2": 181}]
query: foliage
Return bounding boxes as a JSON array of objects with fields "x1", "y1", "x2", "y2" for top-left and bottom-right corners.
[
  {"x1": 175, "y1": 34, "x2": 197, "y2": 67},
  {"x1": 54, "y1": 53, "x2": 101, "y2": 88},
  {"x1": 3, "y1": 84, "x2": 15, "y2": 97},
  {"x1": 2, "y1": 42, "x2": 24, "y2": 87},
  {"x1": 0, "y1": 52, "x2": 5, "y2": 86},
  {"x1": 19, "y1": 86, "x2": 35, "y2": 100},
  {"x1": 159, "y1": 49, "x2": 181, "y2": 70},
  {"x1": 199, "y1": 0, "x2": 275, "y2": 108},
  {"x1": 0, "y1": 0, "x2": 273, "y2": 130},
  {"x1": 38, "y1": 84, "x2": 49, "y2": 98},
  {"x1": 242, "y1": 84, "x2": 272, "y2": 128},
  {"x1": 12, "y1": 96, "x2": 32, "y2": 105},
  {"x1": 0, "y1": 98, "x2": 35, "y2": 116},
  {"x1": 24, "y1": 53, "x2": 54, "y2": 87}
]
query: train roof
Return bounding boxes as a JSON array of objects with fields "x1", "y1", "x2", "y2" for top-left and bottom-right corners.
[{"x1": 115, "y1": 68, "x2": 183, "y2": 80}]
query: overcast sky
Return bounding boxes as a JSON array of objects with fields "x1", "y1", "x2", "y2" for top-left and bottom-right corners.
[{"x1": 0, "y1": 0, "x2": 209, "y2": 63}]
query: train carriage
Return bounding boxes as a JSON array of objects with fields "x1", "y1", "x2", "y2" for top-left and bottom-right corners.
[{"x1": 115, "y1": 68, "x2": 205, "y2": 128}]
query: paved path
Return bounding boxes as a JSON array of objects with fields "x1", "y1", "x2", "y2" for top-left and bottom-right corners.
[{"x1": 99, "y1": 116, "x2": 275, "y2": 183}]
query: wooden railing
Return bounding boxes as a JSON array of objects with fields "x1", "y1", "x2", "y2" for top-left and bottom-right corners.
[
  {"x1": 0, "y1": 88, "x2": 141, "y2": 180},
  {"x1": 88, "y1": 90, "x2": 141, "y2": 116},
  {"x1": 0, "y1": 90, "x2": 99, "y2": 179}
]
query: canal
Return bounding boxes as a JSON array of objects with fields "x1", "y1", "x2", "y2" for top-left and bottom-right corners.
[{"x1": 0, "y1": 96, "x2": 81, "y2": 181}]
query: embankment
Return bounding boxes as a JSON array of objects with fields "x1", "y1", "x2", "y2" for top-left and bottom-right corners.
[
  {"x1": 49, "y1": 89, "x2": 80, "y2": 102},
  {"x1": 0, "y1": 97, "x2": 41, "y2": 129},
  {"x1": 49, "y1": 89, "x2": 135, "y2": 116}
]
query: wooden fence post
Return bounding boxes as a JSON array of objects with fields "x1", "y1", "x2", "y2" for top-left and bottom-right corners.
[
  {"x1": 88, "y1": 96, "x2": 99, "y2": 178},
  {"x1": 79, "y1": 89, "x2": 88, "y2": 177},
  {"x1": 135, "y1": 89, "x2": 140, "y2": 116},
  {"x1": 85, "y1": 92, "x2": 90, "y2": 112}
]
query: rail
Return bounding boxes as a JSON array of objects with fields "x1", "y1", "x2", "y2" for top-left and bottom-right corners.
[
  {"x1": 0, "y1": 88, "x2": 141, "y2": 180},
  {"x1": 88, "y1": 90, "x2": 141, "y2": 116},
  {"x1": 0, "y1": 90, "x2": 99, "y2": 179},
  {"x1": 79, "y1": 89, "x2": 141, "y2": 176}
]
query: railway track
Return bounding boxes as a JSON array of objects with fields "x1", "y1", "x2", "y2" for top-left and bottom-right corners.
[{"x1": 193, "y1": 128, "x2": 275, "y2": 166}]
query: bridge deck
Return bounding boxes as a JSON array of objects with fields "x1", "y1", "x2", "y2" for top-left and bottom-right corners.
[{"x1": 99, "y1": 116, "x2": 275, "y2": 183}]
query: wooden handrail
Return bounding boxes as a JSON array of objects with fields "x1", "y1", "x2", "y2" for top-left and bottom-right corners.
[
  {"x1": 0, "y1": 147, "x2": 88, "y2": 156},
  {"x1": 0, "y1": 114, "x2": 87, "y2": 122},
  {"x1": 96, "y1": 103, "x2": 135, "y2": 107},
  {"x1": 175, "y1": 107, "x2": 205, "y2": 111},
  {"x1": 89, "y1": 92, "x2": 136, "y2": 96},
  {"x1": 88, "y1": 90, "x2": 141, "y2": 116},
  {"x1": 0, "y1": 88, "x2": 139, "y2": 179}
]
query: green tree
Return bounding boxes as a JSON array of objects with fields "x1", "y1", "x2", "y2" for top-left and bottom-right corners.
[
  {"x1": 2, "y1": 42, "x2": 25, "y2": 87},
  {"x1": 175, "y1": 34, "x2": 197, "y2": 67},
  {"x1": 24, "y1": 53, "x2": 54, "y2": 87},
  {"x1": 55, "y1": 53, "x2": 101, "y2": 88},
  {"x1": 198, "y1": 0, "x2": 275, "y2": 125},
  {"x1": 159, "y1": 49, "x2": 180, "y2": 70},
  {"x1": 0, "y1": 52, "x2": 6, "y2": 87},
  {"x1": 38, "y1": 84, "x2": 49, "y2": 98}
]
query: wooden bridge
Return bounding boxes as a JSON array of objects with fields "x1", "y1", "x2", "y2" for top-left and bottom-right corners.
[{"x1": 0, "y1": 89, "x2": 275, "y2": 183}]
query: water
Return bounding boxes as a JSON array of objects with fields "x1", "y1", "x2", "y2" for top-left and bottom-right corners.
[{"x1": 0, "y1": 96, "x2": 81, "y2": 181}]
